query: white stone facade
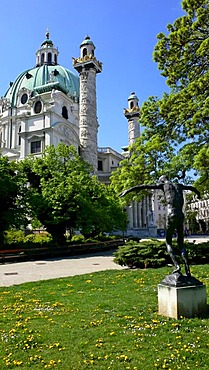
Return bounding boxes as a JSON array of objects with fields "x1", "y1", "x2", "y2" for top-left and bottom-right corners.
[
  {"x1": 187, "y1": 193, "x2": 209, "y2": 232},
  {"x1": 98, "y1": 147, "x2": 124, "y2": 185}
]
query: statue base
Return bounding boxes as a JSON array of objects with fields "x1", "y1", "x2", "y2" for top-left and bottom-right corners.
[{"x1": 158, "y1": 273, "x2": 207, "y2": 319}]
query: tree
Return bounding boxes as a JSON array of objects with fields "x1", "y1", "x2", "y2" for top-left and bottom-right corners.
[
  {"x1": 0, "y1": 157, "x2": 20, "y2": 245},
  {"x1": 193, "y1": 146, "x2": 209, "y2": 192},
  {"x1": 21, "y1": 144, "x2": 126, "y2": 243},
  {"x1": 129, "y1": 0, "x2": 209, "y2": 191},
  {"x1": 111, "y1": 1, "x2": 209, "y2": 196},
  {"x1": 153, "y1": 0, "x2": 209, "y2": 142},
  {"x1": 110, "y1": 133, "x2": 175, "y2": 201}
]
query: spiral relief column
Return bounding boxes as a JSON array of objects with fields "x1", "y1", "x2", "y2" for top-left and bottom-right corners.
[{"x1": 73, "y1": 36, "x2": 102, "y2": 173}]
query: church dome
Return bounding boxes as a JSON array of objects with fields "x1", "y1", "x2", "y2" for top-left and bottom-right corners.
[
  {"x1": 4, "y1": 32, "x2": 79, "y2": 107},
  {"x1": 5, "y1": 65, "x2": 79, "y2": 107}
]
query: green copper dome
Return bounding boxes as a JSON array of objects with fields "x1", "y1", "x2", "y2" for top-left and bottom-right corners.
[
  {"x1": 80, "y1": 35, "x2": 95, "y2": 48},
  {"x1": 5, "y1": 64, "x2": 79, "y2": 107},
  {"x1": 5, "y1": 32, "x2": 79, "y2": 106},
  {"x1": 128, "y1": 92, "x2": 138, "y2": 101}
]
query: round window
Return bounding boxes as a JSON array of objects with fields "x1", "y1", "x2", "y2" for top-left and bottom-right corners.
[
  {"x1": 34, "y1": 101, "x2": 42, "y2": 114},
  {"x1": 21, "y1": 93, "x2": 28, "y2": 105}
]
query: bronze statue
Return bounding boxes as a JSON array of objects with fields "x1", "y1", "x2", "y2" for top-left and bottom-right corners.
[{"x1": 119, "y1": 175, "x2": 201, "y2": 276}]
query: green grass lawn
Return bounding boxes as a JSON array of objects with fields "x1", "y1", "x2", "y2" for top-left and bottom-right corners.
[{"x1": 0, "y1": 265, "x2": 209, "y2": 369}]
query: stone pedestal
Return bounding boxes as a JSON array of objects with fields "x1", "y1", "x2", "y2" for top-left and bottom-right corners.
[{"x1": 158, "y1": 273, "x2": 207, "y2": 319}]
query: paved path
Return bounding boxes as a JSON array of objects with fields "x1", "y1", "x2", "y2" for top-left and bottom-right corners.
[
  {"x1": 0, "y1": 236, "x2": 208, "y2": 288},
  {"x1": 0, "y1": 251, "x2": 126, "y2": 287}
]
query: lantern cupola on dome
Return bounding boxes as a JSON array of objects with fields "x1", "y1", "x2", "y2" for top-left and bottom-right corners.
[{"x1": 36, "y1": 30, "x2": 59, "y2": 67}]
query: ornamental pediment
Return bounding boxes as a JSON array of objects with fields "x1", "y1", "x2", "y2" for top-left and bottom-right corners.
[
  {"x1": 52, "y1": 121, "x2": 79, "y2": 142},
  {"x1": 0, "y1": 147, "x2": 20, "y2": 158}
]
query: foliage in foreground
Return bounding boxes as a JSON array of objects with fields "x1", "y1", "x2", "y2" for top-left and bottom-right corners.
[
  {"x1": 0, "y1": 266, "x2": 209, "y2": 369},
  {"x1": 113, "y1": 239, "x2": 209, "y2": 269}
]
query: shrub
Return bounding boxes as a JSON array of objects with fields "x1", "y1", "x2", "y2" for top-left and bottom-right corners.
[
  {"x1": 186, "y1": 240, "x2": 209, "y2": 264},
  {"x1": 113, "y1": 239, "x2": 167, "y2": 269},
  {"x1": 70, "y1": 233, "x2": 120, "y2": 244},
  {"x1": 113, "y1": 238, "x2": 209, "y2": 270},
  {"x1": 71, "y1": 234, "x2": 85, "y2": 244},
  {"x1": 3, "y1": 229, "x2": 25, "y2": 245},
  {"x1": 23, "y1": 233, "x2": 53, "y2": 248},
  {"x1": 1, "y1": 229, "x2": 53, "y2": 250}
]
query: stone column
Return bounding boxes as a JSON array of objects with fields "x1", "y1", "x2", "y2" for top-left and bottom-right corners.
[
  {"x1": 79, "y1": 68, "x2": 98, "y2": 172},
  {"x1": 73, "y1": 36, "x2": 102, "y2": 174}
]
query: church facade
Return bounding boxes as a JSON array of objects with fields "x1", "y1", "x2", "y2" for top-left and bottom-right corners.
[
  {"x1": 0, "y1": 32, "x2": 158, "y2": 237},
  {"x1": 0, "y1": 32, "x2": 100, "y2": 173}
]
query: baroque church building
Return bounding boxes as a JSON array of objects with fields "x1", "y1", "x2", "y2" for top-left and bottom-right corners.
[
  {"x1": 0, "y1": 32, "x2": 159, "y2": 237},
  {"x1": 0, "y1": 32, "x2": 101, "y2": 173}
]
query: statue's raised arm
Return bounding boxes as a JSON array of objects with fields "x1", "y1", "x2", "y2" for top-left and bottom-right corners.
[
  {"x1": 119, "y1": 183, "x2": 162, "y2": 198},
  {"x1": 181, "y1": 185, "x2": 201, "y2": 199}
]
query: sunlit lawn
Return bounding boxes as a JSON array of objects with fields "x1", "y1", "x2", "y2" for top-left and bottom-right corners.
[{"x1": 0, "y1": 265, "x2": 209, "y2": 369}]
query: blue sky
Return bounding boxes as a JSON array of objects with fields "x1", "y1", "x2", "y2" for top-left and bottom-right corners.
[{"x1": 0, "y1": 0, "x2": 185, "y2": 152}]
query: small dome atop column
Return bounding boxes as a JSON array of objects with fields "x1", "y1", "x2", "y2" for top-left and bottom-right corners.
[
  {"x1": 80, "y1": 35, "x2": 95, "y2": 58},
  {"x1": 127, "y1": 92, "x2": 139, "y2": 110}
]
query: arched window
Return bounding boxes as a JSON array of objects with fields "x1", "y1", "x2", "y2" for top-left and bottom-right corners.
[
  {"x1": 18, "y1": 126, "x2": 21, "y2": 146},
  {"x1": 48, "y1": 52, "x2": 52, "y2": 64},
  {"x1": 83, "y1": 48, "x2": 87, "y2": 57},
  {"x1": 130, "y1": 101, "x2": 134, "y2": 109},
  {"x1": 34, "y1": 101, "x2": 42, "y2": 114},
  {"x1": 41, "y1": 53, "x2": 45, "y2": 65},
  {"x1": 54, "y1": 54, "x2": 57, "y2": 64},
  {"x1": 62, "y1": 106, "x2": 68, "y2": 120}
]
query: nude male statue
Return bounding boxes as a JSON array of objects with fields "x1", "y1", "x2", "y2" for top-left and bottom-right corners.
[{"x1": 119, "y1": 175, "x2": 201, "y2": 276}]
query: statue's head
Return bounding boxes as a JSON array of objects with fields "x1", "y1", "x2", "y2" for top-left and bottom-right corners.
[{"x1": 159, "y1": 175, "x2": 168, "y2": 184}]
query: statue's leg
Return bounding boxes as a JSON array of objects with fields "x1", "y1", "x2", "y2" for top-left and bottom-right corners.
[
  {"x1": 177, "y1": 221, "x2": 191, "y2": 277},
  {"x1": 166, "y1": 218, "x2": 180, "y2": 274},
  {"x1": 181, "y1": 248, "x2": 191, "y2": 277}
]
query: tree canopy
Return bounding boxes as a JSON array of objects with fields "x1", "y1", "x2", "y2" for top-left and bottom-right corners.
[
  {"x1": 0, "y1": 156, "x2": 22, "y2": 244},
  {"x1": 20, "y1": 144, "x2": 127, "y2": 243},
  {"x1": 153, "y1": 0, "x2": 209, "y2": 142},
  {"x1": 111, "y1": 0, "x2": 209, "y2": 195}
]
